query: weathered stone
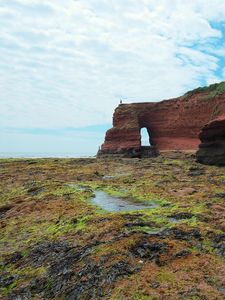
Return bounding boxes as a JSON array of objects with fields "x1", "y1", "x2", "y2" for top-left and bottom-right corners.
[{"x1": 197, "y1": 115, "x2": 225, "y2": 165}]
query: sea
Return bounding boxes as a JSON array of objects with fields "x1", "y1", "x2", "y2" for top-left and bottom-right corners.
[{"x1": 0, "y1": 152, "x2": 95, "y2": 158}]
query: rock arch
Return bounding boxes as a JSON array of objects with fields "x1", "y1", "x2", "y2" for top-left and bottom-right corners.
[{"x1": 98, "y1": 87, "x2": 225, "y2": 157}]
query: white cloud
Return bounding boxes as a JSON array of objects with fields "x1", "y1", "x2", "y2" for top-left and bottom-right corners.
[{"x1": 0, "y1": 0, "x2": 225, "y2": 130}]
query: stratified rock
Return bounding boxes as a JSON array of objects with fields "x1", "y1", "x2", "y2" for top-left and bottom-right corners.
[
  {"x1": 98, "y1": 82, "x2": 225, "y2": 157},
  {"x1": 197, "y1": 115, "x2": 225, "y2": 166}
]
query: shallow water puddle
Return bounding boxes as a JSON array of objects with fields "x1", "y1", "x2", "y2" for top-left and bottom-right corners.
[
  {"x1": 92, "y1": 190, "x2": 158, "y2": 212},
  {"x1": 68, "y1": 184, "x2": 158, "y2": 212}
]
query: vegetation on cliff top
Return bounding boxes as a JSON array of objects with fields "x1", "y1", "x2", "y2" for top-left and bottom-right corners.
[{"x1": 184, "y1": 81, "x2": 225, "y2": 99}]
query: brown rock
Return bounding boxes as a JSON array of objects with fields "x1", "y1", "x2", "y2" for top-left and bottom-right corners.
[{"x1": 197, "y1": 115, "x2": 225, "y2": 165}]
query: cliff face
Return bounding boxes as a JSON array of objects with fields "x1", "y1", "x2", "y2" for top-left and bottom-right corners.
[
  {"x1": 197, "y1": 115, "x2": 225, "y2": 165},
  {"x1": 99, "y1": 83, "x2": 225, "y2": 156}
]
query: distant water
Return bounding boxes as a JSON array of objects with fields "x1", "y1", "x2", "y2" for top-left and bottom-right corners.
[{"x1": 0, "y1": 152, "x2": 95, "y2": 158}]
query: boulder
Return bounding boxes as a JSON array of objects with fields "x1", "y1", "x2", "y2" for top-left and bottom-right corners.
[{"x1": 196, "y1": 115, "x2": 225, "y2": 165}]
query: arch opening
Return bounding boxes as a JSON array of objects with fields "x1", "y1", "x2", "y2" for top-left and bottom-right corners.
[{"x1": 140, "y1": 127, "x2": 151, "y2": 146}]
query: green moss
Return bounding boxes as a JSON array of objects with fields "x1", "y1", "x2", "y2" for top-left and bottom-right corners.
[
  {"x1": 0, "y1": 185, "x2": 27, "y2": 206},
  {"x1": 132, "y1": 293, "x2": 155, "y2": 300},
  {"x1": 180, "y1": 216, "x2": 200, "y2": 227},
  {"x1": 51, "y1": 185, "x2": 77, "y2": 197},
  {"x1": 76, "y1": 215, "x2": 90, "y2": 231},
  {"x1": 1, "y1": 281, "x2": 18, "y2": 296},
  {"x1": 156, "y1": 270, "x2": 176, "y2": 285},
  {"x1": 45, "y1": 277, "x2": 54, "y2": 291},
  {"x1": 46, "y1": 216, "x2": 90, "y2": 236},
  {"x1": 144, "y1": 207, "x2": 171, "y2": 227},
  {"x1": 162, "y1": 159, "x2": 185, "y2": 166},
  {"x1": 102, "y1": 187, "x2": 126, "y2": 197}
]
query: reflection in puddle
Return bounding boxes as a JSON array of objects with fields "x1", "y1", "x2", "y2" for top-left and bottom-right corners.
[{"x1": 92, "y1": 190, "x2": 158, "y2": 212}]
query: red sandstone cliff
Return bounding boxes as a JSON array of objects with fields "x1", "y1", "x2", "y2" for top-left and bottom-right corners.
[
  {"x1": 100, "y1": 82, "x2": 225, "y2": 156},
  {"x1": 197, "y1": 115, "x2": 225, "y2": 165}
]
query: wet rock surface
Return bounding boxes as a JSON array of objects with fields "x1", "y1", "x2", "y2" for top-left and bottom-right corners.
[
  {"x1": 1, "y1": 226, "x2": 209, "y2": 299},
  {"x1": 3, "y1": 228, "x2": 206, "y2": 299},
  {"x1": 5, "y1": 240, "x2": 140, "y2": 300},
  {"x1": 130, "y1": 239, "x2": 168, "y2": 264}
]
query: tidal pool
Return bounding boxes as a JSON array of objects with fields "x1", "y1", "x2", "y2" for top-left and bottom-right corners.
[
  {"x1": 92, "y1": 190, "x2": 158, "y2": 212},
  {"x1": 68, "y1": 184, "x2": 159, "y2": 212}
]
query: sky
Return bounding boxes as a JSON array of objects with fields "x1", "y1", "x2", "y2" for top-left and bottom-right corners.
[{"x1": 0, "y1": 0, "x2": 225, "y2": 156}]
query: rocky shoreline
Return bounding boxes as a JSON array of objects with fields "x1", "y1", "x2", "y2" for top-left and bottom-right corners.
[{"x1": 0, "y1": 155, "x2": 225, "y2": 299}]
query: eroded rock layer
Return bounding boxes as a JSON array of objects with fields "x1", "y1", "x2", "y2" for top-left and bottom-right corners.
[
  {"x1": 99, "y1": 86, "x2": 225, "y2": 156},
  {"x1": 197, "y1": 115, "x2": 225, "y2": 165}
]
